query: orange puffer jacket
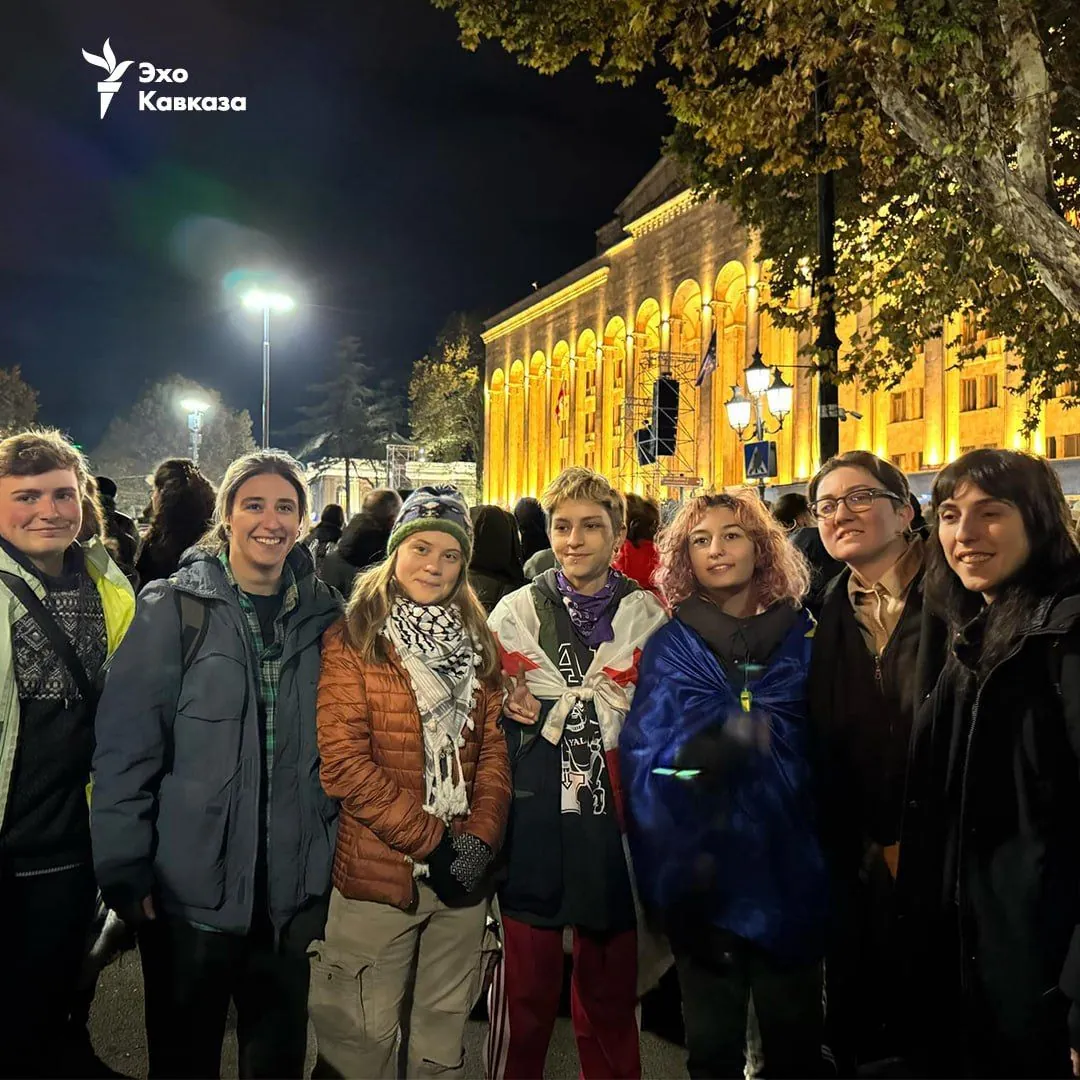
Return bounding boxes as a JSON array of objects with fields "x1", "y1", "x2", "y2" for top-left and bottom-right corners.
[{"x1": 316, "y1": 621, "x2": 511, "y2": 910}]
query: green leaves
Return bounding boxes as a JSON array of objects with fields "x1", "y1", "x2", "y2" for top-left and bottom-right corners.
[
  {"x1": 0, "y1": 367, "x2": 39, "y2": 439},
  {"x1": 433, "y1": 0, "x2": 1079, "y2": 412},
  {"x1": 90, "y1": 376, "x2": 255, "y2": 516},
  {"x1": 409, "y1": 313, "x2": 485, "y2": 464}
]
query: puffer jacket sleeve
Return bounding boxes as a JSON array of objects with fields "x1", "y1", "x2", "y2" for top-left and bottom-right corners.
[
  {"x1": 317, "y1": 624, "x2": 444, "y2": 859},
  {"x1": 462, "y1": 683, "x2": 511, "y2": 851},
  {"x1": 92, "y1": 582, "x2": 182, "y2": 913}
]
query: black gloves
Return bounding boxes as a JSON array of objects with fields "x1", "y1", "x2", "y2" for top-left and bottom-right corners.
[
  {"x1": 675, "y1": 724, "x2": 749, "y2": 785},
  {"x1": 450, "y1": 832, "x2": 495, "y2": 893},
  {"x1": 425, "y1": 831, "x2": 495, "y2": 905}
]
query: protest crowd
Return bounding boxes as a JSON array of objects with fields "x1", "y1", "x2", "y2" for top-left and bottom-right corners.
[{"x1": 2, "y1": 424, "x2": 1080, "y2": 1080}]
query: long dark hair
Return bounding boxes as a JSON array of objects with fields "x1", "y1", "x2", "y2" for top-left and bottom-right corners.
[
  {"x1": 625, "y1": 492, "x2": 661, "y2": 545},
  {"x1": 513, "y1": 497, "x2": 549, "y2": 561},
  {"x1": 925, "y1": 449, "x2": 1080, "y2": 673},
  {"x1": 143, "y1": 458, "x2": 217, "y2": 568}
]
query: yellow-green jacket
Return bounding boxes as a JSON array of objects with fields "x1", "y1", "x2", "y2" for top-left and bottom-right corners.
[{"x1": 0, "y1": 537, "x2": 136, "y2": 835}]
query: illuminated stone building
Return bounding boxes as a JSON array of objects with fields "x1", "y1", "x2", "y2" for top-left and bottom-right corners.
[{"x1": 481, "y1": 158, "x2": 1080, "y2": 503}]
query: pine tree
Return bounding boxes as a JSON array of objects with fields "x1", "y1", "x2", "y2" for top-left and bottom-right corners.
[{"x1": 291, "y1": 337, "x2": 404, "y2": 515}]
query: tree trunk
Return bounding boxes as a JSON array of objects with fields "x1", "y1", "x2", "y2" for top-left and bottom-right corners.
[
  {"x1": 998, "y1": 0, "x2": 1052, "y2": 202},
  {"x1": 869, "y1": 73, "x2": 1080, "y2": 316}
]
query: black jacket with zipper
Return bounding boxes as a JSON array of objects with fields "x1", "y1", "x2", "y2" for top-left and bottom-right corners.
[
  {"x1": 808, "y1": 565, "x2": 947, "y2": 879},
  {"x1": 897, "y1": 588, "x2": 1080, "y2": 1077}
]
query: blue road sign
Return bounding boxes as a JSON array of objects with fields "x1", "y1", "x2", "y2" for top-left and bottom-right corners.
[{"x1": 744, "y1": 440, "x2": 778, "y2": 480}]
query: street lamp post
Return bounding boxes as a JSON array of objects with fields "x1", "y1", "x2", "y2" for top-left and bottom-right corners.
[
  {"x1": 180, "y1": 398, "x2": 210, "y2": 467},
  {"x1": 242, "y1": 288, "x2": 295, "y2": 448},
  {"x1": 815, "y1": 72, "x2": 842, "y2": 464},
  {"x1": 723, "y1": 347, "x2": 793, "y2": 501}
]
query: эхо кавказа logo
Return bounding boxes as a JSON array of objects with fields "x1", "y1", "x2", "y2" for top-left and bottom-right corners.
[{"x1": 82, "y1": 38, "x2": 133, "y2": 118}]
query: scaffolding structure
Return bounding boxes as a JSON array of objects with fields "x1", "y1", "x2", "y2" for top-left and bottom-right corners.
[
  {"x1": 385, "y1": 440, "x2": 424, "y2": 490},
  {"x1": 620, "y1": 349, "x2": 704, "y2": 498}
]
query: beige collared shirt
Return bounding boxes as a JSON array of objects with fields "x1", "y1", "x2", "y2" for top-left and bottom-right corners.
[{"x1": 847, "y1": 535, "x2": 925, "y2": 658}]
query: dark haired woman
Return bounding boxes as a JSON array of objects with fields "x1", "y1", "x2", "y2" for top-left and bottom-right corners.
[
  {"x1": 467, "y1": 504, "x2": 525, "y2": 613},
  {"x1": 614, "y1": 493, "x2": 661, "y2": 593},
  {"x1": 899, "y1": 450, "x2": 1080, "y2": 1077},
  {"x1": 805, "y1": 450, "x2": 947, "y2": 1070},
  {"x1": 307, "y1": 503, "x2": 344, "y2": 571},
  {"x1": 135, "y1": 458, "x2": 216, "y2": 589},
  {"x1": 513, "y1": 497, "x2": 549, "y2": 563}
]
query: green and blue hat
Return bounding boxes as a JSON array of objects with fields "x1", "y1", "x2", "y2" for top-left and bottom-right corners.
[{"x1": 387, "y1": 485, "x2": 473, "y2": 561}]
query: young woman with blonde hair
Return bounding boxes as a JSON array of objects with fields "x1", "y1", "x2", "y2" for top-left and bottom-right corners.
[
  {"x1": 309, "y1": 485, "x2": 511, "y2": 1080},
  {"x1": 621, "y1": 491, "x2": 828, "y2": 1078},
  {"x1": 92, "y1": 450, "x2": 341, "y2": 1079}
]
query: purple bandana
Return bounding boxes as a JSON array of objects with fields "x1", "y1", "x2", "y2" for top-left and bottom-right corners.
[{"x1": 555, "y1": 569, "x2": 622, "y2": 649}]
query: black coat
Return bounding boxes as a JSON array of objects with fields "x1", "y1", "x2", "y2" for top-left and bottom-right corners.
[
  {"x1": 792, "y1": 526, "x2": 844, "y2": 617},
  {"x1": 317, "y1": 514, "x2": 390, "y2": 597},
  {"x1": 898, "y1": 591, "x2": 1080, "y2": 1077},
  {"x1": 808, "y1": 566, "x2": 947, "y2": 876},
  {"x1": 807, "y1": 564, "x2": 948, "y2": 1069}
]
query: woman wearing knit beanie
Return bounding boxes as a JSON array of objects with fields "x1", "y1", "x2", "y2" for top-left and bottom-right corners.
[{"x1": 309, "y1": 485, "x2": 511, "y2": 1079}]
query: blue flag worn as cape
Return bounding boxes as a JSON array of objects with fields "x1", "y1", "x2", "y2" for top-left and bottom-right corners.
[{"x1": 619, "y1": 608, "x2": 828, "y2": 964}]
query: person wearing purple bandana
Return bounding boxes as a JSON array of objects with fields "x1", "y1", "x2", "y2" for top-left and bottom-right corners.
[{"x1": 485, "y1": 468, "x2": 669, "y2": 1080}]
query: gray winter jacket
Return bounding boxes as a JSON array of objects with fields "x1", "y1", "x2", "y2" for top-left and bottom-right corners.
[{"x1": 91, "y1": 545, "x2": 342, "y2": 934}]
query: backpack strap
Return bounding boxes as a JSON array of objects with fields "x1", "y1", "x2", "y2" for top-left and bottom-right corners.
[
  {"x1": 0, "y1": 569, "x2": 97, "y2": 704},
  {"x1": 174, "y1": 590, "x2": 210, "y2": 672}
]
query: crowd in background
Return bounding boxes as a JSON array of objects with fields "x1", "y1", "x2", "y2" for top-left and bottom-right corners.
[{"x1": 4, "y1": 425, "x2": 1080, "y2": 1080}]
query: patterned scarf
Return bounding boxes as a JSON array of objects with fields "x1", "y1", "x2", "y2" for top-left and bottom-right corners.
[
  {"x1": 384, "y1": 597, "x2": 479, "y2": 827},
  {"x1": 555, "y1": 568, "x2": 623, "y2": 649}
]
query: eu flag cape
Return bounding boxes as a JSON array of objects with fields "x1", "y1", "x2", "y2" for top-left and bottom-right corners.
[{"x1": 619, "y1": 608, "x2": 828, "y2": 964}]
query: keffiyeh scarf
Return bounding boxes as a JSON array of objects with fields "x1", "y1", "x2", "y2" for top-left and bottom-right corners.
[{"x1": 384, "y1": 597, "x2": 480, "y2": 827}]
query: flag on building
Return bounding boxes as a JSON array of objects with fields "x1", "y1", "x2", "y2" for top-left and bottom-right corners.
[
  {"x1": 555, "y1": 381, "x2": 569, "y2": 424},
  {"x1": 695, "y1": 325, "x2": 718, "y2": 387}
]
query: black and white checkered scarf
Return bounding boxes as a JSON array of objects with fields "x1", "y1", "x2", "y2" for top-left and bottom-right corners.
[{"x1": 385, "y1": 597, "x2": 479, "y2": 826}]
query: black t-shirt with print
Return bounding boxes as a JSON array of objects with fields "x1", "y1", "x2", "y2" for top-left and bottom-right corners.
[{"x1": 541, "y1": 622, "x2": 636, "y2": 934}]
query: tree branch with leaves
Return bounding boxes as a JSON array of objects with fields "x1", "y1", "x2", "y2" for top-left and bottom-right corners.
[{"x1": 433, "y1": 0, "x2": 1080, "y2": 417}]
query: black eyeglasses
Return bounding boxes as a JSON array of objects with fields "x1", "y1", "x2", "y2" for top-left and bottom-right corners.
[{"x1": 810, "y1": 488, "x2": 904, "y2": 521}]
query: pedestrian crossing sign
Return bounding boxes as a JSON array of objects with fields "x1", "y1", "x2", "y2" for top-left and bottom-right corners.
[{"x1": 744, "y1": 440, "x2": 777, "y2": 480}]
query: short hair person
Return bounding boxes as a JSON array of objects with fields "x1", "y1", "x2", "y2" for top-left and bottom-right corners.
[
  {"x1": 0, "y1": 428, "x2": 135, "y2": 1076},
  {"x1": 805, "y1": 450, "x2": 948, "y2": 1071},
  {"x1": 486, "y1": 467, "x2": 669, "y2": 1080}
]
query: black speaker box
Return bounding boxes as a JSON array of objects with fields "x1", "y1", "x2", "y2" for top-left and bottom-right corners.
[
  {"x1": 634, "y1": 427, "x2": 657, "y2": 466},
  {"x1": 652, "y1": 377, "x2": 679, "y2": 456}
]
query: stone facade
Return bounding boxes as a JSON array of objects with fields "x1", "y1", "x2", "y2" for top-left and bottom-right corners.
[{"x1": 482, "y1": 159, "x2": 1080, "y2": 503}]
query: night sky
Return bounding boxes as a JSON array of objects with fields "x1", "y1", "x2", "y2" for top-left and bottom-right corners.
[{"x1": 0, "y1": 0, "x2": 670, "y2": 451}]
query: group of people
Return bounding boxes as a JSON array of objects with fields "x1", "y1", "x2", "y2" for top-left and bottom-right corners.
[{"x1": 2, "y1": 421, "x2": 1080, "y2": 1080}]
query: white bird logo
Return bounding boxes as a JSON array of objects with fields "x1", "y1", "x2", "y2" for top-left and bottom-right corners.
[{"x1": 82, "y1": 39, "x2": 133, "y2": 118}]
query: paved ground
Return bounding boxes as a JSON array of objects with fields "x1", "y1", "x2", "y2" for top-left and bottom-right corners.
[{"x1": 88, "y1": 953, "x2": 688, "y2": 1079}]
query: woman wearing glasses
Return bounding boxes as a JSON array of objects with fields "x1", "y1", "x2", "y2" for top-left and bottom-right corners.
[{"x1": 804, "y1": 451, "x2": 947, "y2": 1073}]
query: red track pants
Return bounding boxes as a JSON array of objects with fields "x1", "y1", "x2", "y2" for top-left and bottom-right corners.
[{"x1": 485, "y1": 917, "x2": 640, "y2": 1080}]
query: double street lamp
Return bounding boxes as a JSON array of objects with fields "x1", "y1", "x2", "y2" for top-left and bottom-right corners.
[
  {"x1": 180, "y1": 397, "x2": 210, "y2": 467},
  {"x1": 724, "y1": 348, "x2": 794, "y2": 499},
  {"x1": 242, "y1": 288, "x2": 295, "y2": 449}
]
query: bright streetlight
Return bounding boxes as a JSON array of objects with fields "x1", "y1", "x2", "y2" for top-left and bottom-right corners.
[
  {"x1": 241, "y1": 288, "x2": 295, "y2": 448},
  {"x1": 723, "y1": 346, "x2": 793, "y2": 500},
  {"x1": 180, "y1": 398, "x2": 210, "y2": 467}
]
